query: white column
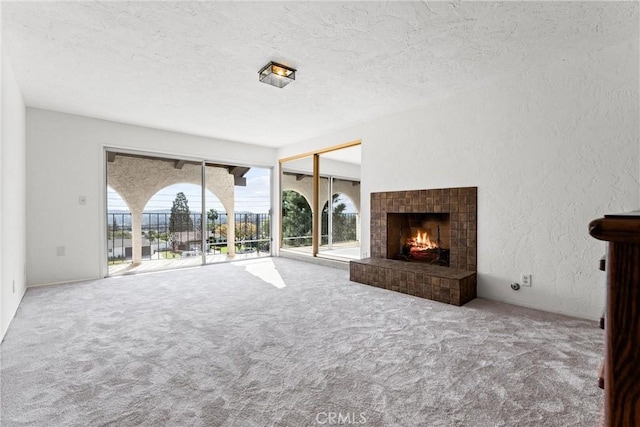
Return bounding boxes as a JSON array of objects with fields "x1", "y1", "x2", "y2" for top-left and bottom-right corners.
[
  {"x1": 131, "y1": 209, "x2": 143, "y2": 265},
  {"x1": 227, "y1": 209, "x2": 236, "y2": 257}
]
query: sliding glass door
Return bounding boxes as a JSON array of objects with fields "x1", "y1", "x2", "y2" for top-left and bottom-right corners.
[
  {"x1": 279, "y1": 141, "x2": 361, "y2": 260},
  {"x1": 204, "y1": 165, "x2": 272, "y2": 264},
  {"x1": 106, "y1": 152, "x2": 204, "y2": 275},
  {"x1": 318, "y1": 178, "x2": 361, "y2": 260},
  {"x1": 318, "y1": 145, "x2": 361, "y2": 259},
  {"x1": 280, "y1": 157, "x2": 314, "y2": 254},
  {"x1": 106, "y1": 150, "x2": 271, "y2": 276}
]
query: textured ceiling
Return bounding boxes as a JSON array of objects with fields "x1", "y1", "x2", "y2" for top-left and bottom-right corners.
[{"x1": 2, "y1": 1, "x2": 637, "y2": 147}]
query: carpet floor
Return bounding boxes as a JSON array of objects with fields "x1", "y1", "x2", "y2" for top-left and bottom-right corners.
[{"x1": 1, "y1": 257, "x2": 602, "y2": 426}]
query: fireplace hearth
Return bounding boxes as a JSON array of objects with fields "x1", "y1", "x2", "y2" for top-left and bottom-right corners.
[{"x1": 350, "y1": 187, "x2": 477, "y2": 306}]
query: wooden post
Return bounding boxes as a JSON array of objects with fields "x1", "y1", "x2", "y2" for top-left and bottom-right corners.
[
  {"x1": 278, "y1": 162, "x2": 283, "y2": 250},
  {"x1": 589, "y1": 212, "x2": 640, "y2": 426},
  {"x1": 312, "y1": 154, "x2": 320, "y2": 256}
]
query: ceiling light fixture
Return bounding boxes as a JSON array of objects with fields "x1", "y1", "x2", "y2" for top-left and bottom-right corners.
[{"x1": 258, "y1": 61, "x2": 296, "y2": 88}]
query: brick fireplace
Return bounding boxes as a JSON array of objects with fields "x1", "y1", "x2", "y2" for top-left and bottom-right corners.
[{"x1": 350, "y1": 187, "x2": 477, "y2": 306}]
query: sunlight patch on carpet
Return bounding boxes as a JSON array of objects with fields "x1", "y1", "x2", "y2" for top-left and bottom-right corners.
[{"x1": 233, "y1": 258, "x2": 286, "y2": 289}]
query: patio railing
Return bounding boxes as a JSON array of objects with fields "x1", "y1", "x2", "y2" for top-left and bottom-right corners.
[
  {"x1": 107, "y1": 212, "x2": 271, "y2": 262},
  {"x1": 281, "y1": 212, "x2": 358, "y2": 248}
]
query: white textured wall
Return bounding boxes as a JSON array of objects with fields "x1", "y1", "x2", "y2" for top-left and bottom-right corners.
[
  {"x1": 1, "y1": 1, "x2": 4, "y2": 338},
  {"x1": 1, "y1": 49, "x2": 27, "y2": 339},
  {"x1": 26, "y1": 109, "x2": 276, "y2": 286},
  {"x1": 286, "y1": 37, "x2": 639, "y2": 319}
]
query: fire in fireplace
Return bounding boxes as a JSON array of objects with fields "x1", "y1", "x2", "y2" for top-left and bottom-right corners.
[
  {"x1": 402, "y1": 224, "x2": 448, "y2": 264},
  {"x1": 387, "y1": 213, "x2": 450, "y2": 266}
]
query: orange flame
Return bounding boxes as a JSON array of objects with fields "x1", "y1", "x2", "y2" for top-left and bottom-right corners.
[
  {"x1": 416, "y1": 231, "x2": 431, "y2": 247},
  {"x1": 408, "y1": 230, "x2": 438, "y2": 250}
]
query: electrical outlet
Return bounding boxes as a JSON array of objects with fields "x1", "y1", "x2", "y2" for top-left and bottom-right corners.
[
  {"x1": 56, "y1": 246, "x2": 66, "y2": 256},
  {"x1": 521, "y1": 273, "x2": 532, "y2": 287},
  {"x1": 79, "y1": 196, "x2": 87, "y2": 205}
]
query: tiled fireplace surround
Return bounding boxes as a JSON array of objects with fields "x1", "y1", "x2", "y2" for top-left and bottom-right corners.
[{"x1": 349, "y1": 187, "x2": 478, "y2": 306}]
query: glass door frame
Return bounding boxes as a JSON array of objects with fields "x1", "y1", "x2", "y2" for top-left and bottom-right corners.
[{"x1": 278, "y1": 139, "x2": 361, "y2": 257}]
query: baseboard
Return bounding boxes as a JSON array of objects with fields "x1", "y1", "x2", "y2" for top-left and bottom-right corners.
[
  {"x1": 27, "y1": 276, "x2": 101, "y2": 288},
  {"x1": 477, "y1": 292, "x2": 596, "y2": 321},
  {"x1": 1, "y1": 286, "x2": 27, "y2": 342}
]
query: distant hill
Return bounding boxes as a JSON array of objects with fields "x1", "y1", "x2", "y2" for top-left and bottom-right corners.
[{"x1": 107, "y1": 210, "x2": 269, "y2": 228}]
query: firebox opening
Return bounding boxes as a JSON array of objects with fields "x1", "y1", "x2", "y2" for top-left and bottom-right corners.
[{"x1": 387, "y1": 213, "x2": 450, "y2": 266}]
